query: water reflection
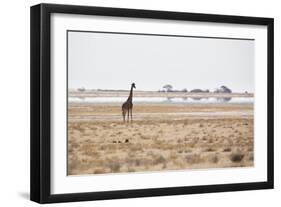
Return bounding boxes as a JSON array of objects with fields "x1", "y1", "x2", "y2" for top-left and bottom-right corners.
[
  {"x1": 166, "y1": 97, "x2": 174, "y2": 102},
  {"x1": 78, "y1": 96, "x2": 85, "y2": 100},
  {"x1": 216, "y1": 97, "x2": 232, "y2": 102},
  {"x1": 69, "y1": 96, "x2": 252, "y2": 104},
  {"x1": 166, "y1": 97, "x2": 233, "y2": 103},
  {"x1": 191, "y1": 97, "x2": 202, "y2": 101}
]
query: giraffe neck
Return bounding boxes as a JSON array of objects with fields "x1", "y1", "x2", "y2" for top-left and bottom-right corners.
[{"x1": 127, "y1": 86, "x2": 133, "y2": 102}]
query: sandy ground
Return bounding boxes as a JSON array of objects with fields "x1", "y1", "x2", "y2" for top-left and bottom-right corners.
[{"x1": 68, "y1": 103, "x2": 254, "y2": 175}]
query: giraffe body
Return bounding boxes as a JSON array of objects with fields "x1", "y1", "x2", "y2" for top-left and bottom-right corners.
[{"x1": 122, "y1": 83, "x2": 135, "y2": 122}]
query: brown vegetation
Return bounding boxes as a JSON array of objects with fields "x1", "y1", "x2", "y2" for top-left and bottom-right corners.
[{"x1": 67, "y1": 103, "x2": 254, "y2": 175}]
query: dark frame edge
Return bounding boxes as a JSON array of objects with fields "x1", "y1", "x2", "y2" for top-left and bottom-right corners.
[
  {"x1": 30, "y1": 4, "x2": 42, "y2": 203},
  {"x1": 30, "y1": 4, "x2": 52, "y2": 204},
  {"x1": 44, "y1": 182, "x2": 272, "y2": 204},
  {"x1": 30, "y1": 3, "x2": 274, "y2": 204},
  {"x1": 267, "y1": 19, "x2": 274, "y2": 189},
  {"x1": 40, "y1": 3, "x2": 273, "y2": 25}
]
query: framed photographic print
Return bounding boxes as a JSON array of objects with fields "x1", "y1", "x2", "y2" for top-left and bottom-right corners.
[{"x1": 30, "y1": 3, "x2": 274, "y2": 203}]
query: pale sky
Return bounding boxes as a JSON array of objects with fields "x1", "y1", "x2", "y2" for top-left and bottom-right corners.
[{"x1": 68, "y1": 31, "x2": 254, "y2": 93}]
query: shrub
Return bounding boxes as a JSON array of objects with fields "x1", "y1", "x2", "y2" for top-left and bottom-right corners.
[
  {"x1": 223, "y1": 147, "x2": 231, "y2": 152},
  {"x1": 230, "y1": 152, "x2": 244, "y2": 162},
  {"x1": 153, "y1": 155, "x2": 166, "y2": 165},
  {"x1": 108, "y1": 161, "x2": 121, "y2": 172},
  {"x1": 248, "y1": 153, "x2": 254, "y2": 161},
  {"x1": 209, "y1": 154, "x2": 219, "y2": 163},
  {"x1": 185, "y1": 154, "x2": 201, "y2": 164},
  {"x1": 205, "y1": 147, "x2": 215, "y2": 152}
]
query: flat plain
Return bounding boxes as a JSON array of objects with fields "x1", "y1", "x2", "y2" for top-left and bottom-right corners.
[{"x1": 67, "y1": 92, "x2": 254, "y2": 175}]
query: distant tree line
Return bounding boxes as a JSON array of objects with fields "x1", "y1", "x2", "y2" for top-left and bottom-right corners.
[
  {"x1": 159, "y1": 84, "x2": 232, "y2": 93},
  {"x1": 75, "y1": 84, "x2": 234, "y2": 93}
]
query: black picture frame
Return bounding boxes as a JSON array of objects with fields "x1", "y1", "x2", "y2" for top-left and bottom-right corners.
[{"x1": 30, "y1": 3, "x2": 274, "y2": 204}]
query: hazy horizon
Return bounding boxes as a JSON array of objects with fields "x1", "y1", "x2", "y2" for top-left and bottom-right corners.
[
  {"x1": 68, "y1": 87, "x2": 253, "y2": 93},
  {"x1": 68, "y1": 31, "x2": 255, "y2": 93}
]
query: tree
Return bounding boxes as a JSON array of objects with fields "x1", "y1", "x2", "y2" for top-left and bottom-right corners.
[
  {"x1": 163, "y1": 84, "x2": 173, "y2": 92},
  {"x1": 214, "y1": 85, "x2": 232, "y2": 93},
  {"x1": 221, "y1": 86, "x2": 232, "y2": 93},
  {"x1": 77, "y1": 87, "x2": 86, "y2": 92}
]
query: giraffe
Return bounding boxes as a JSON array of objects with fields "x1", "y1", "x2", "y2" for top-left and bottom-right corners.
[{"x1": 122, "y1": 83, "x2": 136, "y2": 122}]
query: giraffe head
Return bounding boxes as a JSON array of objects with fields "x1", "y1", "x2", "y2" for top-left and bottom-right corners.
[{"x1": 131, "y1": 83, "x2": 136, "y2": 89}]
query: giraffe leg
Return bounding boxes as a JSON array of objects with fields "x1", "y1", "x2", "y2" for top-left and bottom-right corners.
[
  {"x1": 127, "y1": 109, "x2": 130, "y2": 123},
  {"x1": 130, "y1": 109, "x2": 133, "y2": 123},
  {"x1": 122, "y1": 110, "x2": 126, "y2": 122}
]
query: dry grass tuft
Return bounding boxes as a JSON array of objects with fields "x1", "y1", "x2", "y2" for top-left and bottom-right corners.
[
  {"x1": 230, "y1": 152, "x2": 244, "y2": 162},
  {"x1": 153, "y1": 155, "x2": 166, "y2": 165},
  {"x1": 223, "y1": 147, "x2": 232, "y2": 152},
  {"x1": 93, "y1": 168, "x2": 107, "y2": 174},
  {"x1": 209, "y1": 154, "x2": 219, "y2": 163},
  {"x1": 204, "y1": 147, "x2": 215, "y2": 152},
  {"x1": 106, "y1": 159, "x2": 121, "y2": 172},
  {"x1": 185, "y1": 154, "x2": 201, "y2": 164},
  {"x1": 248, "y1": 152, "x2": 254, "y2": 161}
]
